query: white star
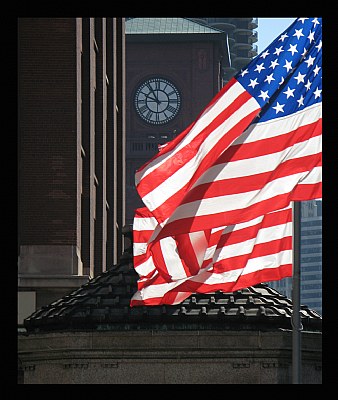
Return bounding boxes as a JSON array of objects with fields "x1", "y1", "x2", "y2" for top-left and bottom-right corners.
[
  {"x1": 298, "y1": 18, "x2": 308, "y2": 24},
  {"x1": 283, "y1": 59, "x2": 293, "y2": 72},
  {"x1": 305, "y1": 79, "x2": 312, "y2": 91},
  {"x1": 264, "y1": 73, "x2": 275, "y2": 84},
  {"x1": 308, "y1": 31, "x2": 315, "y2": 43},
  {"x1": 287, "y1": 43, "x2": 298, "y2": 56},
  {"x1": 297, "y1": 95, "x2": 304, "y2": 107},
  {"x1": 254, "y1": 63, "x2": 266, "y2": 73},
  {"x1": 312, "y1": 18, "x2": 320, "y2": 27},
  {"x1": 279, "y1": 76, "x2": 285, "y2": 86},
  {"x1": 269, "y1": 59, "x2": 279, "y2": 69},
  {"x1": 301, "y1": 47, "x2": 308, "y2": 57},
  {"x1": 260, "y1": 50, "x2": 270, "y2": 59},
  {"x1": 293, "y1": 28, "x2": 304, "y2": 40},
  {"x1": 279, "y1": 33, "x2": 288, "y2": 42},
  {"x1": 272, "y1": 102, "x2": 285, "y2": 114},
  {"x1": 315, "y1": 40, "x2": 322, "y2": 52},
  {"x1": 240, "y1": 68, "x2": 249, "y2": 77},
  {"x1": 313, "y1": 87, "x2": 322, "y2": 99},
  {"x1": 248, "y1": 78, "x2": 259, "y2": 88},
  {"x1": 274, "y1": 46, "x2": 284, "y2": 56},
  {"x1": 313, "y1": 65, "x2": 321, "y2": 77},
  {"x1": 258, "y1": 90, "x2": 269, "y2": 101},
  {"x1": 283, "y1": 86, "x2": 295, "y2": 98},
  {"x1": 305, "y1": 55, "x2": 316, "y2": 68},
  {"x1": 294, "y1": 71, "x2": 306, "y2": 84}
]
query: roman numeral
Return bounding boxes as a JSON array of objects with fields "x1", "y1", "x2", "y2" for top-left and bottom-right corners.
[
  {"x1": 139, "y1": 105, "x2": 148, "y2": 114},
  {"x1": 154, "y1": 80, "x2": 161, "y2": 90},
  {"x1": 138, "y1": 105, "x2": 147, "y2": 114},
  {"x1": 167, "y1": 105, "x2": 177, "y2": 114}
]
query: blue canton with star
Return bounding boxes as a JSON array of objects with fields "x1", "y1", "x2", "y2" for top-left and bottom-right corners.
[{"x1": 236, "y1": 18, "x2": 322, "y2": 123}]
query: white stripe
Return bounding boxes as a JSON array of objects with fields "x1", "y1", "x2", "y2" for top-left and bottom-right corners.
[
  {"x1": 299, "y1": 165, "x2": 322, "y2": 184},
  {"x1": 188, "y1": 231, "x2": 209, "y2": 267},
  {"x1": 204, "y1": 245, "x2": 217, "y2": 262},
  {"x1": 132, "y1": 249, "x2": 292, "y2": 301},
  {"x1": 211, "y1": 214, "x2": 265, "y2": 234},
  {"x1": 168, "y1": 167, "x2": 322, "y2": 222},
  {"x1": 141, "y1": 104, "x2": 320, "y2": 212},
  {"x1": 135, "y1": 81, "x2": 249, "y2": 183},
  {"x1": 134, "y1": 254, "x2": 156, "y2": 277},
  {"x1": 204, "y1": 206, "x2": 292, "y2": 262},
  {"x1": 133, "y1": 242, "x2": 148, "y2": 256},
  {"x1": 232, "y1": 102, "x2": 322, "y2": 145},
  {"x1": 131, "y1": 275, "x2": 190, "y2": 301},
  {"x1": 214, "y1": 222, "x2": 292, "y2": 261},
  {"x1": 143, "y1": 96, "x2": 260, "y2": 212},
  {"x1": 133, "y1": 216, "x2": 158, "y2": 231},
  {"x1": 160, "y1": 236, "x2": 188, "y2": 280},
  {"x1": 192, "y1": 131, "x2": 321, "y2": 187},
  {"x1": 193, "y1": 250, "x2": 293, "y2": 285},
  {"x1": 241, "y1": 249, "x2": 293, "y2": 275}
]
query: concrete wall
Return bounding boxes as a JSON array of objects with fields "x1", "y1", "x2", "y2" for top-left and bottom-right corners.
[{"x1": 18, "y1": 330, "x2": 322, "y2": 384}]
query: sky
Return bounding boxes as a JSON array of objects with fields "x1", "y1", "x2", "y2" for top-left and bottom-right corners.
[{"x1": 256, "y1": 18, "x2": 296, "y2": 53}]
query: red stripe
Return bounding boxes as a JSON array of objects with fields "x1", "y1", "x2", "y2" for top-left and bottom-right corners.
[
  {"x1": 218, "y1": 118, "x2": 322, "y2": 163},
  {"x1": 148, "y1": 108, "x2": 261, "y2": 224},
  {"x1": 212, "y1": 237, "x2": 292, "y2": 273},
  {"x1": 216, "y1": 208, "x2": 292, "y2": 249},
  {"x1": 136, "y1": 79, "x2": 239, "y2": 176},
  {"x1": 186, "y1": 108, "x2": 260, "y2": 190},
  {"x1": 155, "y1": 188, "x2": 320, "y2": 240},
  {"x1": 136, "y1": 78, "x2": 239, "y2": 175},
  {"x1": 173, "y1": 264, "x2": 292, "y2": 294},
  {"x1": 133, "y1": 230, "x2": 154, "y2": 243},
  {"x1": 184, "y1": 153, "x2": 322, "y2": 202},
  {"x1": 176, "y1": 233, "x2": 203, "y2": 276},
  {"x1": 136, "y1": 89, "x2": 256, "y2": 200},
  {"x1": 149, "y1": 136, "x2": 321, "y2": 225},
  {"x1": 292, "y1": 182, "x2": 322, "y2": 200},
  {"x1": 197, "y1": 207, "x2": 291, "y2": 268},
  {"x1": 134, "y1": 207, "x2": 153, "y2": 218},
  {"x1": 130, "y1": 290, "x2": 190, "y2": 307},
  {"x1": 136, "y1": 269, "x2": 168, "y2": 290},
  {"x1": 130, "y1": 264, "x2": 292, "y2": 306},
  {"x1": 133, "y1": 252, "x2": 151, "y2": 268},
  {"x1": 150, "y1": 241, "x2": 174, "y2": 282}
]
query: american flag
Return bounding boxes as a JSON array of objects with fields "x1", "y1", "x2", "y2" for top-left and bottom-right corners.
[{"x1": 130, "y1": 18, "x2": 322, "y2": 306}]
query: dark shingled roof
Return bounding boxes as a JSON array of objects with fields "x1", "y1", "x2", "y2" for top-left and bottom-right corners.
[{"x1": 24, "y1": 233, "x2": 322, "y2": 333}]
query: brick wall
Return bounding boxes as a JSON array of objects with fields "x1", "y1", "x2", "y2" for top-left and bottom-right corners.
[
  {"x1": 18, "y1": 17, "x2": 126, "y2": 279},
  {"x1": 18, "y1": 18, "x2": 79, "y2": 246}
]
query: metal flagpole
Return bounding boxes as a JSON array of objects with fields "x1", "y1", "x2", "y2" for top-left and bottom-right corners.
[{"x1": 292, "y1": 201, "x2": 302, "y2": 384}]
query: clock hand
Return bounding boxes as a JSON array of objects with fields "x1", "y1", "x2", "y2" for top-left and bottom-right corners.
[
  {"x1": 147, "y1": 92, "x2": 161, "y2": 105},
  {"x1": 149, "y1": 88, "x2": 162, "y2": 104}
]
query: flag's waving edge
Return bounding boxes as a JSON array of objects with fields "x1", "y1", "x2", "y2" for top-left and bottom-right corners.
[
  {"x1": 131, "y1": 205, "x2": 293, "y2": 306},
  {"x1": 131, "y1": 18, "x2": 322, "y2": 306}
]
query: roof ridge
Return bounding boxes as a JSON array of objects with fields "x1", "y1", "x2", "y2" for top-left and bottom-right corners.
[
  {"x1": 126, "y1": 17, "x2": 226, "y2": 35},
  {"x1": 23, "y1": 255, "x2": 322, "y2": 333}
]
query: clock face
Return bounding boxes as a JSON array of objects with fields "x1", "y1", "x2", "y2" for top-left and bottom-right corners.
[{"x1": 134, "y1": 77, "x2": 181, "y2": 125}]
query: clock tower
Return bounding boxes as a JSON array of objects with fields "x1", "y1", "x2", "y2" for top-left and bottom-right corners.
[{"x1": 125, "y1": 18, "x2": 229, "y2": 224}]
